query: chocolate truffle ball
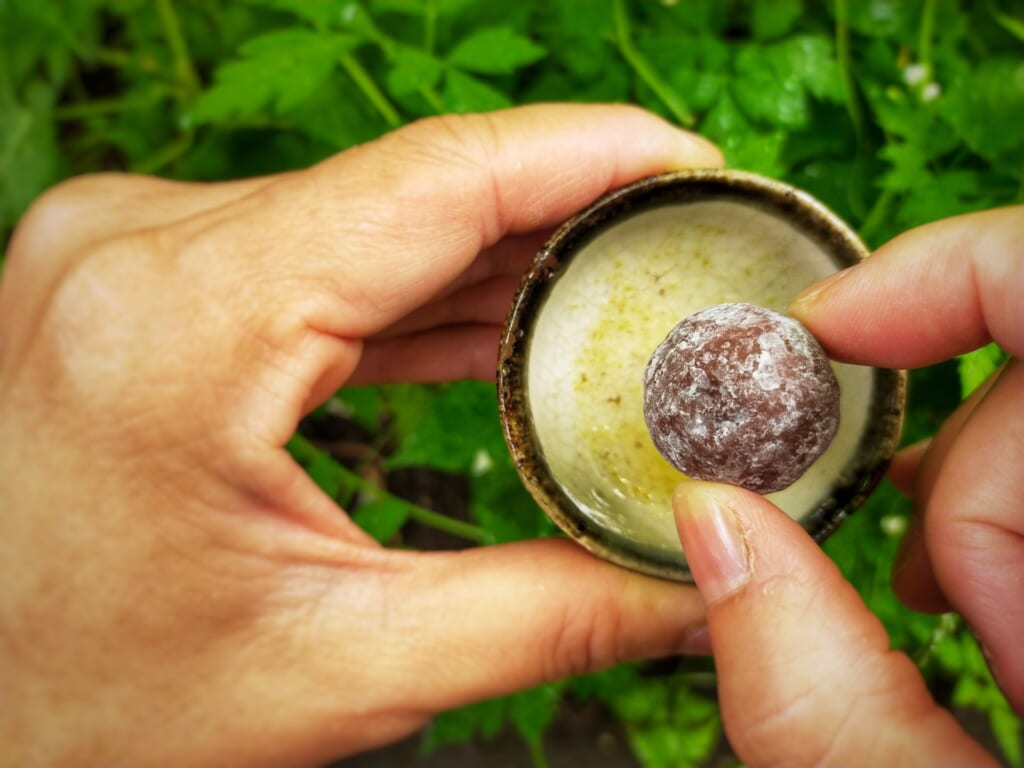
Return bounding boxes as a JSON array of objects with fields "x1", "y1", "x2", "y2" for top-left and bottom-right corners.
[{"x1": 642, "y1": 303, "x2": 840, "y2": 494}]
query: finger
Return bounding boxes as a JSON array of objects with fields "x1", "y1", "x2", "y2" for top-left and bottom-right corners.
[
  {"x1": 913, "y1": 360, "x2": 1024, "y2": 711},
  {"x1": 384, "y1": 539, "x2": 707, "y2": 713},
  {"x1": 673, "y1": 481, "x2": 996, "y2": 767},
  {"x1": 177, "y1": 104, "x2": 723, "y2": 341},
  {"x1": 434, "y1": 229, "x2": 549, "y2": 301},
  {"x1": 891, "y1": 365, "x2": 1006, "y2": 612},
  {"x1": 888, "y1": 439, "x2": 930, "y2": 496},
  {"x1": 790, "y1": 207, "x2": 1024, "y2": 366},
  {"x1": 377, "y1": 275, "x2": 520, "y2": 339},
  {"x1": 347, "y1": 324, "x2": 502, "y2": 385}
]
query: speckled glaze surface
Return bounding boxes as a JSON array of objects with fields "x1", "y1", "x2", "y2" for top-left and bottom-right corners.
[{"x1": 497, "y1": 169, "x2": 906, "y2": 582}]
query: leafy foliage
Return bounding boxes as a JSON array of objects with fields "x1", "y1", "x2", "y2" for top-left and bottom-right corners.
[{"x1": 2, "y1": 0, "x2": 1022, "y2": 765}]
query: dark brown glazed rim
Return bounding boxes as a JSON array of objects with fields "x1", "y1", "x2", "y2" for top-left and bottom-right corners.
[{"x1": 497, "y1": 169, "x2": 907, "y2": 582}]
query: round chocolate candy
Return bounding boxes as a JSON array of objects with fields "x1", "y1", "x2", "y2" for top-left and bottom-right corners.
[{"x1": 642, "y1": 302, "x2": 840, "y2": 494}]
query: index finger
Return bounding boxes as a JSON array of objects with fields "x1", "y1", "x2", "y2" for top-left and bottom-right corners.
[{"x1": 789, "y1": 207, "x2": 1024, "y2": 366}]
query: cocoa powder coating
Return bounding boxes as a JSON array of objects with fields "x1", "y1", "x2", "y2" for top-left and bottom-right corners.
[{"x1": 642, "y1": 303, "x2": 840, "y2": 494}]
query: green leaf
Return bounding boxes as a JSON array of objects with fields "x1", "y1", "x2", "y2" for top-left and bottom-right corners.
[
  {"x1": 253, "y1": 0, "x2": 352, "y2": 30},
  {"x1": 943, "y1": 57, "x2": 1024, "y2": 165},
  {"x1": 732, "y1": 35, "x2": 843, "y2": 130},
  {"x1": 701, "y1": 91, "x2": 786, "y2": 177},
  {"x1": 751, "y1": 0, "x2": 804, "y2": 40},
  {"x1": 386, "y1": 46, "x2": 444, "y2": 96},
  {"x1": 897, "y1": 169, "x2": 997, "y2": 230},
  {"x1": 287, "y1": 436, "x2": 358, "y2": 500},
  {"x1": 443, "y1": 69, "x2": 511, "y2": 113},
  {"x1": 333, "y1": 386, "x2": 384, "y2": 430},
  {"x1": 447, "y1": 26, "x2": 546, "y2": 74},
  {"x1": 957, "y1": 342, "x2": 1008, "y2": 399},
  {"x1": 387, "y1": 381, "x2": 506, "y2": 473},
  {"x1": 839, "y1": 0, "x2": 919, "y2": 40},
  {"x1": 351, "y1": 495, "x2": 409, "y2": 542},
  {"x1": 509, "y1": 684, "x2": 561, "y2": 750},
  {"x1": 0, "y1": 77, "x2": 60, "y2": 233},
  {"x1": 991, "y1": 704, "x2": 1023, "y2": 768},
  {"x1": 422, "y1": 697, "x2": 508, "y2": 754},
  {"x1": 187, "y1": 29, "x2": 359, "y2": 125},
  {"x1": 878, "y1": 140, "x2": 929, "y2": 192}
]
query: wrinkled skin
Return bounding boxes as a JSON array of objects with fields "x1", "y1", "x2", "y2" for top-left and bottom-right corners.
[
  {"x1": 0, "y1": 105, "x2": 721, "y2": 768},
  {"x1": 1, "y1": 103, "x2": 1019, "y2": 768}
]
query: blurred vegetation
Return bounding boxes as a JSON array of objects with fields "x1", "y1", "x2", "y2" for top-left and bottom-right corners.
[{"x1": 1, "y1": 0, "x2": 1021, "y2": 765}]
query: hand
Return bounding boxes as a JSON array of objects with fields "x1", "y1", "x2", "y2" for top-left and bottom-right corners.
[
  {"x1": 0, "y1": 105, "x2": 723, "y2": 768},
  {"x1": 674, "y1": 207, "x2": 1022, "y2": 766}
]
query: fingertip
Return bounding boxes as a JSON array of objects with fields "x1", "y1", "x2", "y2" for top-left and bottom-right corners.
[
  {"x1": 673, "y1": 481, "x2": 757, "y2": 604},
  {"x1": 611, "y1": 104, "x2": 724, "y2": 170},
  {"x1": 787, "y1": 266, "x2": 856, "y2": 330},
  {"x1": 672, "y1": 130, "x2": 725, "y2": 169}
]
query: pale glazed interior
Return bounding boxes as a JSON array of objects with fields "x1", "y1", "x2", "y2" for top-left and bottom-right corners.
[{"x1": 526, "y1": 200, "x2": 873, "y2": 560}]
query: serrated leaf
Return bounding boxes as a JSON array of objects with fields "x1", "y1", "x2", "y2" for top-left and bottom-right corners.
[
  {"x1": 509, "y1": 684, "x2": 561, "y2": 749},
  {"x1": 897, "y1": 169, "x2": 995, "y2": 230},
  {"x1": 443, "y1": 69, "x2": 511, "y2": 113},
  {"x1": 386, "y1": 46, "x2": 444, "y2": 96},
  {"x1": 957, "y1": 342, "x2": 1008, "y2": 399},
  {"x1": 732, "y1": 35, "x2": 843, "y2": 129},
  {"x1": 701, "y1": 91, "x2": 786, "y2": 176},
  {"x1": 387, "y1": 382, "x2": 505, "y2": 472},
  {"x1": 351, "y1": 495, "x2": 409, "y2": 542},
  {"x1": 187, "y1": 29, "x2": 359, "y2": 125},
  {"x1": 447, "y1": 26, "x2": 546, "y2": 75},
  {"x1": 878, "y1": 140, "x2": 929, "y2": 192},
  {"x1": 943, "y1": 57, "x2": 1024, "y2": 166}
]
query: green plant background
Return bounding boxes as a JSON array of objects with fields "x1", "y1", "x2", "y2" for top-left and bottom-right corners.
[{"x1": 1, "y1": 0, "x2": 1021, "y2": 766}]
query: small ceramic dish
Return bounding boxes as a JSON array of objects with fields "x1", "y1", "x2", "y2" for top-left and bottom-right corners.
[{"x1": 497, "y1": 169, "x2": 905, "y2": 582}]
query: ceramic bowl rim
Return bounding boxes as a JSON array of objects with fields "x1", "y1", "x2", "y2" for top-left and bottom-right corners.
[{"x1": 497, "y1": 168, "x2": 907, "y2": 582}]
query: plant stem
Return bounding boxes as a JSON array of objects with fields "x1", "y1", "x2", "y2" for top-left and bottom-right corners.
[
  {"x1": 340, "y1": 53, "x2": 402, "y2": 128},
  {"x1": 289, "y1": 434, "x2": 488, "y2": 543},
  {"x1": 155, "y1": 0, "x2": 200, "y2": 97},
  {"x1": 56, "y1": 93, "x2": 166, "y2": 121},
  {"x1": 90, "y1": 46, "x2": 164, "y2": 75},
  {"x1": 987, "y1": 0, "x2": 1024, "y2": 41},
  {"x1": 612, "y1": 0, "x2": 694, "y2": 127},
  {"x1": 858, "y1": 186, "x2": 898, "y2": 246},
  {"x1": 424, "y1": 0, "x2": 438, "y2": 55},
  {"x1": 419, "y1": 85, "x2": 446, "y2": 114},
  {"x1": 835, "y1": 0, "x2": 865, "y2": 146},
  {"x1": 915, "y1": 613, "x2": 960, "y2": 669},
  {"x1": 132, "y1": 131, "x2": 194, "y2": 175},
  {"x1": 918, "y1": 0, "x2": 937, "y2": 73},
  {"x1": 527, "y1": 739, "x2": 550, "y2": 768}
]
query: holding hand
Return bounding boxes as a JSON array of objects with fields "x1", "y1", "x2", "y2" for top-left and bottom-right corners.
[
  {"x1": 676, "y1": 207, "x2": 1022, "y2": 767},
  {"x1": 0, "y1": 105, "x2": 722, "y2": 767}
]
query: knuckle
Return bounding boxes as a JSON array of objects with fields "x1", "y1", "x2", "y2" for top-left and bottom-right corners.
[
  {"x1": 545, "y1": 598, "x2": 625, "y2": 679},
  {"x1": 392, "y1": 112, "x2": 503, "y2": 177},
  {"x1": 392, "y1": 112, "x2": 505, "y2": 239},
  {"x1": 11, "y1": 174, "x2": 130, "y2": 251}
]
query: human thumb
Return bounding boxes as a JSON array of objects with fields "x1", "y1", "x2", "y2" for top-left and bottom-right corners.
[{"x1": 673, "y1": 481, "x2": 995, "y2": 767}]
